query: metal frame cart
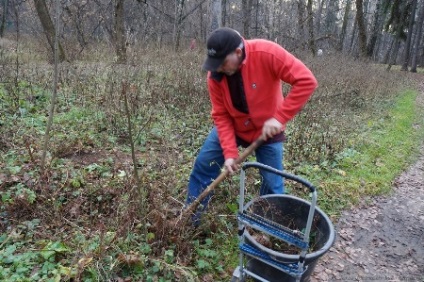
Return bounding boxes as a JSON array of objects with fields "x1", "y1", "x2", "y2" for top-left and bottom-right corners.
[{"x1": 231, "y1": 162, "x2": 318, "y2": 282}]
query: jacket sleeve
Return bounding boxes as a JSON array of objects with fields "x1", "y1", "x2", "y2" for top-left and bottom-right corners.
[
  {"x1": 271, "y1": 46, "x2": 318, "y2": 125},
  {"x1": 208, "y1": 75, "x2": 239, "y2": 160}
]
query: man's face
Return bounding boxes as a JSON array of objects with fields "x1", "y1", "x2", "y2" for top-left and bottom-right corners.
[{"x1": 217, "y1": 48, "x2": 243, "y2": 76}]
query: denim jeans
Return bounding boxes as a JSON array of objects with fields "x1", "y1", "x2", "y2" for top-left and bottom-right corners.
[{"x1": 186, "y1": 127, "x2": 284, "y2": 225}]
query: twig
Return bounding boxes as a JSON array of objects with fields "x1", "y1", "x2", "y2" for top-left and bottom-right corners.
[{"x1": 0, "y1": 230, "x2": 13, "y2": 249}]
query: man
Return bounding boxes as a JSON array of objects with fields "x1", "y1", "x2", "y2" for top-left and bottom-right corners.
[{"x1": 186, "y1": 27, "x2": 317, "y2": 224}]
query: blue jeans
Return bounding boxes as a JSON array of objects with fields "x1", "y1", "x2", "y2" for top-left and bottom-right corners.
[{"x1": 186, "y1": 127, "x2": 284, "y2": 224}]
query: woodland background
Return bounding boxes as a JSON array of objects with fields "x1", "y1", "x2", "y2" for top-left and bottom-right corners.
[{"x1": 0, "y1": 0, "x2": 423, "y2": 281}]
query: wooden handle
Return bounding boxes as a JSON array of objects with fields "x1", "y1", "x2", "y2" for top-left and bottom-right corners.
[{"x1": 181, "y1": 137, "x2": 264, "y2": 217}]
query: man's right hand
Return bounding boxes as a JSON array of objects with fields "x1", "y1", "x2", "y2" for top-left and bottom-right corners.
[
  {"x1": 224, "y1": 158, "x2": 240, "y2": 174},
  {"x1": 262, "y1": 117, "x2": 285, "y2": 141}
]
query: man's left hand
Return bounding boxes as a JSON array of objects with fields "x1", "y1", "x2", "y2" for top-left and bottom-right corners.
[{"x1": 262, "y1": 118, "x2": 285, "y2": 140}]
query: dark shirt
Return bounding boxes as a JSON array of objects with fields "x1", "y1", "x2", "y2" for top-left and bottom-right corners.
[{"x1": 226, "y1": 70, "x2": 249, "y2": 114}]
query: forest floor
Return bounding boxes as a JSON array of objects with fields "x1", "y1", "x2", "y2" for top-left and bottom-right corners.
[{"x1": 312, "y1": 79, "x2": 424, "y2": 282}]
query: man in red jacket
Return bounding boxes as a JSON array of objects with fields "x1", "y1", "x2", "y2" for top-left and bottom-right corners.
[{"x1": 187, "y1": 27, "x2": 317, "y2": 225}]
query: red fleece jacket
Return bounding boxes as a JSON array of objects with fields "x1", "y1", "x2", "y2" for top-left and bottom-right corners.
[{"x1": 207, "y1": 39, "x2": 318, "y2": 160}]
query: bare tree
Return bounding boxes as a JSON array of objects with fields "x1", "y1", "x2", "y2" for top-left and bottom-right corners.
[
  {"x1": 401, "y1": 0, "x2": 418, "y2": 71},
  {"x1": 356, "y1": 0, "x2": 367, "y2": 57},
  {"x1": 297, "y1": 0, "x2": 306, "y2": 45},
  {"x1": 338, "y1": 0, "x2": 352, "y2": 51},
  {"x1": 265, "y1": 0, "x2": 282, "y2": 40},
  {"x1": 113, "y1": 0, "x2": 126, "y2": 63},
  {"x1": 222, "y1": 0, "x2": 227, "y2": 26},
  {"x1": 324, "y1": 0, "x2": 339, "y2": 35},
  {"x1": 40, "y1": 0, "x2": 61, "y2": 172},
  {"x1": 200, "y1": 1, "x2": 206, "y2": 41},
  {"x1": 209, "y1": 0, "x2": 221, "y2": 33},
  {"x1": 307, "y1": 0, "x2": 316, "y2": 55},
  {"x1": 411, "y1": 0, "x2": 424, "y2": 72},
  {"x1": 62, "y1": 1, "x2": 90, "y2": 52},
  {"x1": 367, "y1": 0, "x2": 384, "y2": 57},
  {"x1": 33, "y1": 0, "x2": 66, "y2": 62},
  {"x1": 173, "y1": 0, "x2": 184, "y2": 51},
  {"x1": 386, "y1": 0, "x2": 411, "y2": 70},
  {"x1": 315, "y1": 0, "x2": 325, "y2": 35},
  {"x1": 242, "y1": 0, "x2": 252, "y2": 38},
  {"x1": 0, "y1": 0, "x2": 8, "y2": 37}
]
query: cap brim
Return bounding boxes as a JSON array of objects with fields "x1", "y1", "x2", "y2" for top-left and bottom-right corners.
[{"x1": 202, "y1": 56, "x2": 224, "y2": 72}]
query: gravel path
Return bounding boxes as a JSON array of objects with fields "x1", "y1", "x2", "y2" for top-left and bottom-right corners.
[{"x1": 312, "y1": 80, "x2": 424, "y2": 282}]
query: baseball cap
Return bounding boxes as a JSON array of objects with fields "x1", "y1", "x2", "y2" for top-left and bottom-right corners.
[{"x1": 202, "y1": 27, "x2": 243, "y2": 71}]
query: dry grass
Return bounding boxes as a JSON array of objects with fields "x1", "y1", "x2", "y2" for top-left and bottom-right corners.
[{"x1": 0, "y1": 39, "x2": 418, "y2": 280}]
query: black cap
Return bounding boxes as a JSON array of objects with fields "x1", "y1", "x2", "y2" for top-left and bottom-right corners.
[{"x1": 202, "y1": 27, "x2": 243, "y2": 71}]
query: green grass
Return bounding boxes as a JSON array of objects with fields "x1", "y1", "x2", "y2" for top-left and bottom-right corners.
[
  {"x1": 310, "y1": 89, "x2": 424, "y2": 216},
  {"x1": 222, "y1": 88, "x2": 424, "y2": 274}
]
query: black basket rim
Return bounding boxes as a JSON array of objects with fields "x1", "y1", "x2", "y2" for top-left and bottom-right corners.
[{"x1": 243, "y1": 194, "x2": 336, "y2": 260}]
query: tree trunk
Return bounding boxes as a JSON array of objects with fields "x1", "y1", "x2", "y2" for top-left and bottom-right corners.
[
  {"x1": 349, "y1": 15, "x2": 358, "y2": 53},
  {"x1": 33, "y1": 0, "x2": 66, "y2": 62},
  {"x1": 297, "y1": 0, "x2": 306, "y2": 45},
  {"x1": 222, "y1": 0, "x2": 227, "y2": 26},
  {"x1": 338, "y1": 0, "x2": 352, "y2": 51},
  {"x1": 324, "y1": 0, "x2": 338, "y2": 34},
  {"x1": 367, "y1": 0, "x2": 384, "y2": 57},
  {"x1": 383, "y1": 36, "x2": 394, "y2": 64},
  {"x1": 173, "y1": 0, "x2": 185, "y2": 51},
  {"x1": 0, "y1": 0, "x2": 8, "y2": 37},
  {"x1": 411, "y1": 1, "x2": 424, "y2": 72},
  {"x1": 355, "y1": 0, "x2": 367, "y2": 57},
  {"x1": 157, "y1": 0, "x2": 165, "y2": 48},
  {"x1": 307, "y1": 0, "x2": 316, "y2": 55},
  {"x1": 255, "y1": 0, "x2": 259, "y2": 36},
  {"x1": 200, "y1": 1, "x2": 206, "y2": 42},
  {"x1": 387, "y1": 36, "x2": 401, "y2": 70},
  {"x1": 242, "y1": 0, "x2": 252, "y2": 38},
  {"x1": 315, "y1": 0, "x2": 325, "y2": 35},
  {"x1": 113, "y1": 0, "x2": 126, "y2": 63},
  {"x1": 401, "y1": 0, "x2": 417, "y2": 71},
  {"x1": 268, "y1": 0, "x2": 274, "y2": 40},
  {"x1": 387, "y1": 1, "x2": 409, "y2": 70},
  {"x1": 209, "y1": 0, "x2": 221, "y2": 33}
]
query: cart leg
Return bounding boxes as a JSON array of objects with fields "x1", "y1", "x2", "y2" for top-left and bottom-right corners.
[{"x1": 231, "y1": 266, "x2": 246, "y2": 282}]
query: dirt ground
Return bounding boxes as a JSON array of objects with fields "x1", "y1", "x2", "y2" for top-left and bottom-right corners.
[{"x1": 312, "y1": 80, "x2": 424, "y2": 282}]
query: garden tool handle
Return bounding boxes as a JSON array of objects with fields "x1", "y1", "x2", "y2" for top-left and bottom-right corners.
[
  {"x1": 242, "y1": 162, "x2": 317, "y2": 193},
  {"x1": 181, "y1": 137, "x2": 265, "y2": 217}
]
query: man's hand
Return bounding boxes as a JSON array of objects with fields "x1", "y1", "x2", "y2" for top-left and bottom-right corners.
[
  {"x1": 224, "y1": 158, "x2": 240, "y2": 175},
  {"x1": 262, "y1": 118, "x2": 285, "y2": 140}
]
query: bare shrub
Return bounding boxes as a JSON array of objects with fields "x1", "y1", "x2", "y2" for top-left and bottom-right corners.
[{"x1": 285, "y1": 53, "x2": 405, "y2": 166}]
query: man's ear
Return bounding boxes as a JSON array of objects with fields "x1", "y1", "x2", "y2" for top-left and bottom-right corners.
[{"x1": 235, "y1": 48, "x2": 243, "y2": 57}]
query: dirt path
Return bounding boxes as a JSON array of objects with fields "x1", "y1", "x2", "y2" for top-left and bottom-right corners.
[{"x1": 312, "y1": 80, "x2": 424, "y2": 282}]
